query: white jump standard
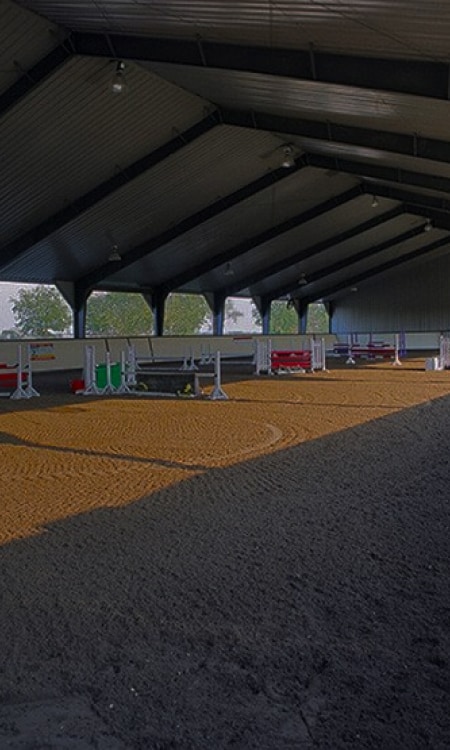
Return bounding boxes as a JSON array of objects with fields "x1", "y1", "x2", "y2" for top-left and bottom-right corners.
[{"x1": 0, "y1": 345, "x2": 40, "y2": 400}]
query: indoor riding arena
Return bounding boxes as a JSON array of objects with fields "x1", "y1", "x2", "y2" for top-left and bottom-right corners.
[{"x1": 2, "y1": 1, "x2": 450, "y2": 748}]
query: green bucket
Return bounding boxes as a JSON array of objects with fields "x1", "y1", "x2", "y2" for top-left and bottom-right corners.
[{"x1": 95, "y1": 362, "x2": 121, "y2": 388}]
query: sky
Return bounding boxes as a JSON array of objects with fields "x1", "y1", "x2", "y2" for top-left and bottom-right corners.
[{"x1": 0, "y1": 283, "x2": 24, "y2": 331}]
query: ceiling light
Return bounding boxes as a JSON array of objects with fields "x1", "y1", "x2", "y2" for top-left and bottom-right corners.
[
  {"x1": 224, "y1": 262, "x2": 234, "y2": 277},
  {"x1": 371, "y1": 195, "x2": 379, "y2": 208},
  {"x1": 298, "y1": 273, "x2": 308, "y2": 286},
  {"x1": 281, "y1": 144, "x2": 295, "y2": 169},
  {"x1": 108, "y1": 244, "x2": 121, "y2": 262},
  {"x1": 424, "y1": 218, "x2": 432, "y2": 232},
  {"x1": 111, "y1": 61, "x2": 127, "y2": 94},
  {"x1": 350, "y1": 286, "x2": 358, "y2": 293}
]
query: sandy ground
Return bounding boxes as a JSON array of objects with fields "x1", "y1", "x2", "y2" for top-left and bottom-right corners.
[{"x1": 0, "y1": 358, "x2": 450, "y2": 748}]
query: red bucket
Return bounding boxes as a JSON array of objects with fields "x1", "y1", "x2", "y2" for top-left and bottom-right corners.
[{"x1": 70, "y1": 378, "x2": 85, "y2": 394}]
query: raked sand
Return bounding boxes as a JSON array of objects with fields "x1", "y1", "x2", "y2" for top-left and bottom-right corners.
[{"x1": 1, "y1": 359, "x2": 449, "y2": 748}]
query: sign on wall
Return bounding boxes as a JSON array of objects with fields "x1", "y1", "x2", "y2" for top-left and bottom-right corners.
[{"x1": 29, "y1": 343, "x2": 55, "y2": 361}]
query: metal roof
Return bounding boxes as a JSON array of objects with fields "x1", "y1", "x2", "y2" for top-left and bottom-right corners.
[
  {"x1": 3, "y1": 0, "x2": 450, "y2": 317},
  {"x1": 14, "y1": 1, "x2": 450, "y2": 61},
  {"x1": 0, "y1": 0, "x2": 62, "y2": 95}
]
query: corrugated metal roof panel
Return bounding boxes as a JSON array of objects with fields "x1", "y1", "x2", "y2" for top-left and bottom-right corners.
[
  {"x1": 300, "y1": 139, "x2": 450, "y2": 181},
  {"x1": 147, "y1": 64, "x2": 450, "y2": 143},
  {"x1": 190, "y1": 194, "x2": 400, "y2": 292},
  {"x1": 0, "y1": 56, "x2": 210, "y2": 246},
  {"x1": 302, "y1": 227, "x2": 450, "y2": 301},
  {"x1": 250, "y1": 223, "x2": 447, "y2": 299},
  {"x1": 15, "y1": 1, "x2": 450, "y2": 62},
  {"x1": 363, "y1": 180, "x2": 450, "y2": 204},
  {"x1": 298, "y1": 213, "x2": 425, "y2": 277},
  {"x1": 114, "y1": 169, "x2": 360, "y2": 286},
  {"x1": 2, "y1": 126, "x2": 292, "y2": 281},
  {"x1": 5, "y1": 0, "x2": 450, "y2": 307},
  {"x1": 0, "y1": 0, "x2": 62, "y2": 95},
  {"x1": 332, "y1": 246, "x2": 450, "y2": 332}
]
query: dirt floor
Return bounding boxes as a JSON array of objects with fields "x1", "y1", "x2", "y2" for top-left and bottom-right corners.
[{"x1": 0, "y1": 357, "x2": 450, "y2": 749}]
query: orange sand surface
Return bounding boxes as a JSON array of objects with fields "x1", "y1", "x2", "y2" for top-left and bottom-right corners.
[
  {"x1": 2, "y1": 359, "x2": 449, "y2": 545},
  {"x1": 2, "y1": 357, "x2": 450, "y2": 748}
]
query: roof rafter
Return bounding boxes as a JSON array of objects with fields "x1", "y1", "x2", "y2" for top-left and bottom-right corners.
[
  {"x1": 163, "y1": 185, "x2": 364, "y2": 293},
  {"x1": 77, "y1": 156, "x2": 309, "y2": 292},
  {"x1": 297, "y1": 234, "x2": 450, "y2": 305},
  {"x1": 221, "y1": 109, "x2": 450, "y2": 166},
  {"x1": 71, "y1": 32, "x2": 450, "y2": 100},
  {"x1": 271, "y1": 224, "x2": 450, "y2": 301},
  {"x1": 224, "y1": 192, "x2": 450, "y2": 297},
  {"x1": 306, "y1": 154, "x2": 450, "y2": 195},
  {"x1": 365, "y1": 184, "x2": 450, "y2": 211},
  {"x1": 223, "y1": 206, "x2": 405, "y2": 295},
  {"x1": 0, "y1": 111, "x2": 221, "y2": 273},
  {"x1": 0, "y1": 41, "x2": 73, "y2": 119},
  {"x1": 221, "y1": 206, "x2": 403, "y2": 297}
]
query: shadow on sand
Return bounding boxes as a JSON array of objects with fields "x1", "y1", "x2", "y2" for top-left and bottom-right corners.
[{"x1": 1, "y1": 396, "x2": 450, "y2": 749}]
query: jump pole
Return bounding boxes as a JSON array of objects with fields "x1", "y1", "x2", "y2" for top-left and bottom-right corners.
[
  {"x1": 82, "y1": 345, "x2": 101, "y2": 395},
  {"x1": 208, "y1": 351, "x2": 229, "y2": 400},
  {"x1": 439, "y1": 334, "x2": 450, "y2": 370},
  {"x1": 24, "y1": 344, "x2": 40, "y2": 397},
  {"x1": 10, "y1": 345, "x2": 33, "y2": 400},
  {"x1": 346, "y1": 335, "x2": 356, "y2": 365},
  {"x1": 126, "y1": 344, "x2": 137, "y2": 386},
  {"x1": 180, "y1": 347, "x2": 198, "y2": 372},
  {"x1": 311, "y1": 337, "x2": 328, "y2": 372},
  {"x1": 392, "y1": 334, "x2": 402, "y2": 367},
  {"x1": 115, "y1": 350, "x2": 132, "y2": 394},
  {"x1": 100, "y1": 351, "x2": 117, "y2": 395},
  {"x1": 200, "y1": 343, "x2": 213, "y2": 365},
  {"x1": 255, "y1": 339, "x2": 272, "y2": 375}
]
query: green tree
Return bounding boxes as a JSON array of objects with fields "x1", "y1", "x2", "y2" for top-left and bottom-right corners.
[
  {"x1": 253, "y1": 300, "x2": 330, "y2": 334},
  {"x1": 252, "y1": 300, "x2": 298, "y2": 333},
  {"x1": 87, "y1": 292, "x2": 152, "y2": 336},
  {"x1": 164, "y1": 293, "x2": 210, "y2": 335},
  {"x1": 86, "y1": 292, "x2": 243, "y2": 337},
  {"x1": 306, "y1": 302, "x2": 329, "y2": 333},
  {"x1": 11, "y1": 286, "x2": 71, "y2": 337},
  {"x1": 270, "y1": 301, "x2": 298, "y2": 334}
]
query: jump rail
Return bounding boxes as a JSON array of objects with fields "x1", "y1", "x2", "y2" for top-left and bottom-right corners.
[
  {"x1": 255, "y1": 338, "x2": 327, "y2": 375},
  {"x1": 82, "y1": 345, "x2": 229, "y2": 401},
  {"x1": 0, "y1": 344, "x2": 40, "y2": 400},
  {"x1": 333, "y1": 334, "x2": 403, "y2": 366}
]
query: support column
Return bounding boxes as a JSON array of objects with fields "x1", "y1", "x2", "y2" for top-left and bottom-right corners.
[
  {"x1": 205, "y1": 293, "x2": 226, "y2": 336},
  {"x1": 295, "y1": 301, "x2": 308, "y2": 335},
  {"x1": 56, "y1": 281, "x2": 88, "y2": 339},
  {"x1": 73, "y1": 285, "x2": 89, "y2": 339},
  {"x1": 212, "y1": 293, "x2": 225, "y2": 336},
  {"x1": 151, "y1": 289, "x2": 167, "y2": 337},
  {"x1": 254, "y1": 295, "x2": 271, "y2": 334},
  {"x1": 325, "y1": 301, "x2": 334, "y2": 333},
  {"x1": 143, "y1": 292, "x2": 156, "y2": 335}
]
